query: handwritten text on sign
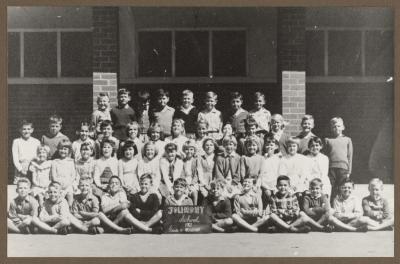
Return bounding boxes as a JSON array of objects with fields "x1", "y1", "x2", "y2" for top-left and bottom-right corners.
[{"x1": 163, "y1": 206, "x2": 211, "y2": 233}]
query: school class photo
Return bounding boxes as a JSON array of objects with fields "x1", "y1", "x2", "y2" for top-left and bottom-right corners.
[{"x1": 7, "y1": 6, "x2": 394, "y2": 254}]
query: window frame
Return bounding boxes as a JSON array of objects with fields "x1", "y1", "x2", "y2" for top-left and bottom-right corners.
[
  {"x1": 136, "y1": 27, "x2": 248, "y2": 80},
  {"x1": 305, "y1": 26, "x2": 393, "y2": 83},
  {"x1": 8, "y1": 28, "x2": 93, "y2": 84}
]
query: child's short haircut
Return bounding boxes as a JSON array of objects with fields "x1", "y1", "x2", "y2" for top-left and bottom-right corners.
[
  {"x1": 79, "y1": 177, "x2": 92, "y2": 185},
  {"x1": 182, "y1": 139, "x2": 197, "y2": 152},
  {"x1": 330, "y1": 117, "x2": 344, "y2": 126},
  {"x1": 57, "y1": 139, "x2": 72, "y2": 150},
  {"x1": 243, "y1": 175, "x2": 257, "y2": 185},
  {"x1": 244, "y1": 136, "x2": 260, "y2": 151},
  {"x1": 301, "y1": 115, "x2": 314, "y2": 124},
  {"x1": 264, "y1": 136, "x2": 279, "y2": 147},
  {"x1": 20, "y1": 119, "x2": 34, "y2": 129},
  {"x1": 271, "y1": 114, "x2": 286, "y2": 129},
  {"x1": 121, "y1": 140, "x2": 138, "y2": 156},
  {"x1": 197, "y1": 119, "x2": 209, "y2": 129},
  {"x1": 49, "y1": 114, "x2": 63, "y2": 124},
  {"x1": 137, "y1": 90, "x2": 150, "y2": 101},
  {"x1": 97, "y1": 92, "x2": 110, "y2": 102},
  {"x1": 173, "y1": 178, "x2": 187, "y2": 188},
  {"x1": 210, "y1": 179, "x2": 226, "y2": 189},
  {"x1": 244, "y1": 117, "x2": 258, "y2": 129},
  {"x1": 49, "y1": 181, "x2": 62, "y2": 190},
  {"x1": 230, "y1": 91, "x2": 243, "y2": 101},
  {"x1": 172, "y1": 118, "x2": 185, "y2": 129},
  {"x1": 147, "y1": 123, "x2": 164, "y2": 139},
  {"x1": 126, "y1": 121, "x2": 139, "y2": 132},
  {"x1": 155, "y1": 88, "x2": 169, "y2": 98},
  {"x1": 286, "y1": 136, "x2": 300, "y2": 147},
  {"x1": 100, "y1": 120, "x2": 113, "y2": 130},
  {"x1": 108, "y1": 175, "x2": 122, "y2": 185},
  {"x1": 308, "y1": 136, "x2": 323, "y2": 148},
  {"x1": 182, "y1": 89, "x2": 194, "y2": 97},
  {"x1": 37, "y1": 144, "x2": 51, "y2": 155},
  {"x1": 339, "y1": 178, "x2": 354, "y2": 188},
  {"x1": 222, "y1": 135, "x2": 237, "y2": 147},
  {"x1": 17, "y1": 177, "x2": 31, "y2": 188},
  {"x1": 253, "y1": 91, "x2": 265, "y2": 101},
  {"x1": 139, "y1": 173, "x2": 153, "y2": 183},
  {"x1": 143, "y1": 141, "x2": 159, "y2": 157},
  {"x1": 118, "y1": 88, "x2": 130, "y2": 97},
  {"x1": 100, "y1": 138, "x2": 116, "y2": 154},
  {"x1": 79, "y1": 121, "x2": 91, "y2": 129},
  {"x1": 80, "y1": 141, "x2": 94, "y2": 151},
  {"x1": 277, "y1": 175, "x2": 290, "y2": 185},
  {"x1": 369, "y1": 178, "x2": 383, "y2": 188},
  {"x1": 164, "y1": 142, "x2": 178, "y2": 152},
  {"x1": 309, "y1": 178, "x2": 323, "y2": 187},
  {"x1": 202, "y1": 137, "x2": 218, "y2": 151},
  {"x1": 205, "y1": 91, "x2": 217, "y2": 100}
]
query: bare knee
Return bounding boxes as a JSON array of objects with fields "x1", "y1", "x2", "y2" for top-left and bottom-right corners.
[{"x1": 91, "y1": 217, "x2": 101, "y2": 226}]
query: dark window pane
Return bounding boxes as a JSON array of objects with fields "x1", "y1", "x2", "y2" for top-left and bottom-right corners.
[
  {"x1": 306, "y1": 31, "x2": 324, "y2": 76},
  {"x1": 138, "y1": 31, "x2": 172, "y2": 77},
  {"x1": 8, "y1": 32, "x2": 20, "y2": 77},
  {"x1": 175, "y1": 31, "x2": 209, "y2": 77},
  {"x1": 213, "y1": 31, "x2": 246, "y2": 77},
  {"x1": 365, "y1": 30, "x2": 393, "y2": 76},
  {"x1": 24, "y1": 32, "x2": 57, "y2": 77},
  {"x1": 328, "y1": 31, "x2": 361, "y2": 76},
  {"x1": 61, "y1": 32, "x2": 92, "y2": 77}
]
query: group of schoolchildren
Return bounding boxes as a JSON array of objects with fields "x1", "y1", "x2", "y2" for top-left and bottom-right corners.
[{"x1": 8, "y1": 88, "x2": 393, "y2": 235}]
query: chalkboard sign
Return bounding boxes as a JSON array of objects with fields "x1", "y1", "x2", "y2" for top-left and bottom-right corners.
[{"x1": 163, "y1": 206, "x2": 211, "y2": 234}]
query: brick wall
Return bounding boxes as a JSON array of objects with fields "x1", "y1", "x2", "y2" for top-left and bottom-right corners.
[
  {"x1": 93, "y1": 72, "x2": 118, "y2": 109},
  {"x1": 93, "y1": 7, "x2": 119, "y2": 109},
  {"x1": 277, "y1": 7, "x2": 306, "y2": 72},
  {"x1": 282, "y1": 71, "x2": 305, "y2": 135},
  {"x1": 277, "y1": 7, "x2": 306, "y2": 135}
]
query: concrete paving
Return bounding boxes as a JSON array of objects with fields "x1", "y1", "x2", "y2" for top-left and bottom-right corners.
[{"x1": 7, "y1": 184, "x2": 395, "y2": 257}]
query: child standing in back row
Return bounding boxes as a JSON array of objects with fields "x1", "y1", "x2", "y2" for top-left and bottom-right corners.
[
  {"x1": 248, "y1": 92, "x2": 271, "y2": 138},
  {"x1": 198, "y1": 91, "x2": 223, "y2": 140},
  {"x1": 110, "y1": 88, "x2": 136, "y2": 141},
  {"x1": 41, "y1": 114, "x2": 70, "y2": 159},
  {"x1": 224, "y1": 92, "x2": 249, "y2": 140},
  {"x1": 173, "y1": 90, "x2": 199, "y2": 139},
  {"x1": 91, "y1": 92, "x2": 111, "y2": 137},
  {"x1": 324, "y1": 117, "x2": 353, "y2": 203},
  {"x1": 151, "y1": 89, "x2": 175, "y2": 138},
  {"x1": 12, "y1": 120, "x2": 41, "y2": 184}
]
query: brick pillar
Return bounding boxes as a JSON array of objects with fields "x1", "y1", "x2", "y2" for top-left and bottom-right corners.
[
  {"x1": 277, "y1": 7, "x2": 306, "y2": 136},
  {"x1": 93, "y1": 7, "x2": 119, "y2": 110}
]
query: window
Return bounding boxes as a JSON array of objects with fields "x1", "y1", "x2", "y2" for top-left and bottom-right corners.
[
  {"x1": 61, "y1": 32, "x2": 92, "y2": 77},
  {"x1": 305, "y1": 31, "x2": 324, "y2": 76},
  {"x1": 138, "y1": 29, "x2": 246, "y2": 78},
  {"x1": 365, "y1": 30, "x2": 393, "y2": 76},
  {"x1": 24, "y1": 32, "x2": 57, "y2": 77},
  {"x1": 175, "y1": 31, "x2": 209, "y2": 77},
  {"x1": 138, "y1": 31, "x2": 172, "y2": 77},
  {"x1": 328, "y1": 31, "x2": 362, "y2": 76},
  {"x1": 8, "y1": 32, "x2": 20, "y2": 77}
]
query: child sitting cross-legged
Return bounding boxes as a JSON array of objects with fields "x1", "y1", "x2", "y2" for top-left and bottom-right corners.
[
  {"x1": 302, "y1": 178, "x2": 335, "y2": 232},
  {"x1": 231, "y1": 176, "x2": 269, "y2": 232},
  {"x1": 128, "y1": 173, "x2": 163, "y2": 233},
  {"x1": 203, "y1": 179, "x2": 233, "y2": 233},
  {"x1": 38, "y1": 181, "x2": 72, "y2": 235},
  {"x1": 164, "y1": 178, "x2": 194, "y2": 206},
  {"x1": 269, "y1": 175, "x2": 311, "y2": 233},
  {"x1": 362, "y1": 178, "x2": 394, "y2": 231},
  {"x1": 69, "y1": 177, "x2": 102, "y2": 234}
]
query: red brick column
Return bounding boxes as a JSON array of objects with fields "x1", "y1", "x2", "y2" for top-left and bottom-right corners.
[
  {"x1": 93, "y1": 7, "x2": 119, "y2": 109},
  {"x1": 277, "y1": 7, "x2": 306, "y2": 136}
]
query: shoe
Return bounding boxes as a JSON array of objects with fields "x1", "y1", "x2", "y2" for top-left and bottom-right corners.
[
  {"x1": 151, "y1": 225, "x2": 164, "y2": 234},
  {"x1": 356, "y1": 225, "x2": 368, "y2": 232},
  {"x1": 322, "y1": 225, "x2": 333, "y2": 233},
  {"x1": 57, "y1": 226, "x2": 69, "y2": 235},
  {"x1": 88, "y1": 226, "x2": 98, "y2": 235},
  {"x1": 20, "y1": 226, "x2": 31, "y2": 234},
  {"x1": 296, "y1": 226, "x2": 311, "y2": 233}
]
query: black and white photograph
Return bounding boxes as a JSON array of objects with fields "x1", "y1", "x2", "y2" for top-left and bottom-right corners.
[{"x1": 6, "y1": 5, "x2": 394, "y2": 257}]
